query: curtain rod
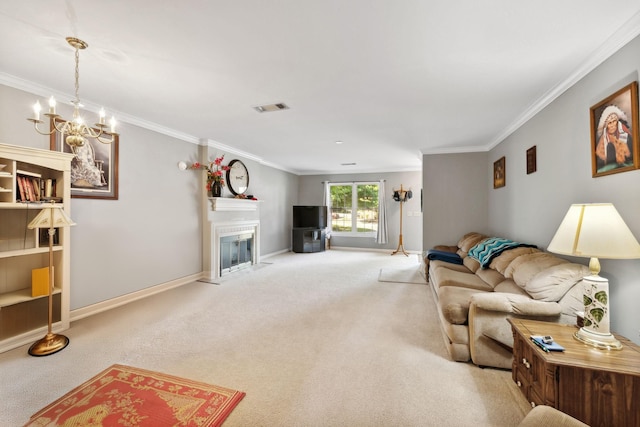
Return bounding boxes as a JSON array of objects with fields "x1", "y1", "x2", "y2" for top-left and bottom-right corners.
[{"x1": 321, "y1": 180, "x2": 385, "y2": 184}]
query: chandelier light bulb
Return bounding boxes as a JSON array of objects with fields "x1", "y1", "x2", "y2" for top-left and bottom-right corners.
[
  {"x1": 99, "y1": 107, "x2": 106, "y2": 125},
  {"x1": 48, "y1": 96, "x2": 56, "y2": 114},
  {"x1": 110, "y1": 116, "x2": 116, "y2": 133},
  {"x1": 33, "y1": 100, "x2": 41, "y2": 120}
]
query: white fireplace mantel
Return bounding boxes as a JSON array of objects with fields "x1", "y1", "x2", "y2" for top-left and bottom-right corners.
[
  {"x1": 208, "y1": 197, "x2": 260, "y2": 212},
  {"x1": 204, "y1": 197, "x2": 261, "y2": 281}
]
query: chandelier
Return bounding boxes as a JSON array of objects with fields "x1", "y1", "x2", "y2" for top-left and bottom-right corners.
[{"x1": 27, "y1": 37, "x2": 117, "y2": 152}]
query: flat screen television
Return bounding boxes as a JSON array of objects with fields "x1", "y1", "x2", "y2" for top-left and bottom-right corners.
[{"x1": 293, "y1": 205, "x2": 327, "y2": 229}]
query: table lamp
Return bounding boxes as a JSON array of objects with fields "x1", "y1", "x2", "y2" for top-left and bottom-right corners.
[
  {"x1": 547, "y1": 203, "x2": 640, "y2": 350},
  {"x1": 27, "y1": 204, "x2": 76, "y2": 356}
]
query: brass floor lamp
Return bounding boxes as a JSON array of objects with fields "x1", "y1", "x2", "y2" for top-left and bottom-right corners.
[
  {"x1": 27, "y1": 204, "x2": 75, "y2": 356},
  {"x1": 391, "y1": 184, "x2": 412, "y2": 256}
]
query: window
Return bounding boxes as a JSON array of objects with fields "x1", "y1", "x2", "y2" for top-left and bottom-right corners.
[{"x1": 329, "y1": 182, "x2": 379, "y2": 235}]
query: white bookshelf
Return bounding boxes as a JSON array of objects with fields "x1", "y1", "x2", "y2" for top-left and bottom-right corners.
[{"x1": 0, "y1": 143, "x2": 74, "y2": 353}]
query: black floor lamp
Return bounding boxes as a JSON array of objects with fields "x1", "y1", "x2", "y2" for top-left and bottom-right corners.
[{"x1": 391, "y1": 184, "x2": 412, "y2": 256}]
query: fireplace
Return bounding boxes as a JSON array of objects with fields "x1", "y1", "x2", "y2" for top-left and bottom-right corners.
[
  {"x1": 220, "y1": 232, "x2": 254, "y2": 274},
  {"x1": 205, "y1": 198, "x2": 260, "y2": 281}
]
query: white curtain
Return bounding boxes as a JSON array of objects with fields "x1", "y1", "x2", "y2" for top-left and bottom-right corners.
[
  {"x1": 376, "y1": 180, "x2": 388, "y2": 244},
  {"x1": 323, "y1": 181, "x2": 332, "y2": 234}
]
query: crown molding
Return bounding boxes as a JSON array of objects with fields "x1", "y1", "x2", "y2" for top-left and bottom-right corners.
[
  {"x1": 0, "y1": 72, "x2": 202, "y2": 145},
  {"x1": 201, "y1": 138, "x2": 298, "y2": 174},
  {"x1": 486, "y1": 10, "x2": 640, "y2": 151}
]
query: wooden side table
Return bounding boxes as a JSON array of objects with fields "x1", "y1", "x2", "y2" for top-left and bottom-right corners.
[{"x1": 508, "y1": 318, "x2": 640, "y2": 427}]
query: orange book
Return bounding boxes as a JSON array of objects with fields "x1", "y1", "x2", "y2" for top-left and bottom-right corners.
[{"x1": 31, "y1": 266, "x2": 53, "y2": 297}]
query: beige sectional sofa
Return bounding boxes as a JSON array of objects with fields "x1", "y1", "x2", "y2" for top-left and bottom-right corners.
[{"x1": 426, "y1": 232, "x2": 588, "y2": 369}]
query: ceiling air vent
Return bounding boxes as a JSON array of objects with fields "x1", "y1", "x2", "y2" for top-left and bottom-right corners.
[
  {"x1": 341, "y1": 163, "x2": 357, "y2": 166},
  {"x1": 253, "y1": 102, "x2": 289, "y2": 113}
]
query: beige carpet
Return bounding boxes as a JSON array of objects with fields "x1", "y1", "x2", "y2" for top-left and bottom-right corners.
[
  {"x1": 0, "y1": 249, "x2": 529, "y2": 426},
  {"x1": 378, "y1": 265, "x2": 427, "y2": 284}
]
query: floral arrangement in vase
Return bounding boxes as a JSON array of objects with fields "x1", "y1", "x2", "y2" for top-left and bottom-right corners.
[{"x1": 189, "y1": 155, "x2": 230, "y2": 196}]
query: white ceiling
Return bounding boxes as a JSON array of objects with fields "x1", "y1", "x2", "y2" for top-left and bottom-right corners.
[{"x1": 1, "y1": 1, "x2": 640, "y2": 174}]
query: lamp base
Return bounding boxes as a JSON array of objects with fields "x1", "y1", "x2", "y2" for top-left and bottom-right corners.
[
  {"x1": 28, "y1": 333, "x2": 70, "y2": 357},
  {"x1": 573, "y1": 327, "x2": 622, "y2": 350}
]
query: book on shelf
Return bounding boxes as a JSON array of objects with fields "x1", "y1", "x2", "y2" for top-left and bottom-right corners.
[
  {"x1": 32, "y1": 266, "x2": 53, "y2": 297},
  {"x1": 45, "y1": 178, "x2": 53, "y2": 198},
  {"x1": 16, "y1": 174, "x2": 56, "y2": 203},
  {"x1": 31, "y1": 177, "x2": 41, "y2": 201},
  {"x1": 17, "y1": 175, "x2": 37, "y2": 202},
  {"x1": 16, "y1": 175, "x2": 26, "y2": 201}
]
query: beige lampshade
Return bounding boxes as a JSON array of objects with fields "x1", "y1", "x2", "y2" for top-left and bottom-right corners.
[
  {"x1": 547, "y1": 203, "x2": 640, "y2": 259},
  {"x1": 28, "y1": 206, "x2": 76, "y2": 229}
]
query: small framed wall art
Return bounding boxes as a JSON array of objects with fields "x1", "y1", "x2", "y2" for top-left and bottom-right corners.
[
  {"x1": 590, "y1": 81, "x2": 639, "y2": 178},
  {"x1": 493, "y1": 156, "x2": 505, "y2": 188},
  {"x1": 526, "y1": 146, "x2": 537, "y2": 174}
]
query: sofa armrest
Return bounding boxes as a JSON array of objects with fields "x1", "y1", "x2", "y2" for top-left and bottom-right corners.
[
  {"x1": 468, "y1": 293, "x2": 562, "y2": 369},
  {"x1": 518, "y1": 406, "x2": 589, "y2": 427},
  {"x1": 432, "y1": 244, "x2": 458, "y2": 253},
  {"x1": 470, "y1": 293, "x2": 562, "y2": 317}
]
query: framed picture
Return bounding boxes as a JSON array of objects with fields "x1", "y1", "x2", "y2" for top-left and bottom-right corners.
[
  {"x1": 526, "y1": 146, "x2": 537, "y2": 174},
  {"x1": 50, "y1": 118, "x2": 119, "y2": 199},
  {"x1": 590, "y1": 81, "x2": 639, "y2": 177},
  {"x1": 493, "y1": 156, "x2": 505, "y2": 188}
]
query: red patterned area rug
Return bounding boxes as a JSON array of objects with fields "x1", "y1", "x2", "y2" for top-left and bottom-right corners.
[{"x1": 24, "y1": 364, "x2": 245, "y2": 426}]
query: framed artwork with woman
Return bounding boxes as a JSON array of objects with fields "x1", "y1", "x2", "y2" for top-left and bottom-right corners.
[
  {"x1": 590, "y1": 81, "x2": 639, "y2": 177},
  {"x1": 50, "y1": 118, "x2": 119, "y2": 199}
]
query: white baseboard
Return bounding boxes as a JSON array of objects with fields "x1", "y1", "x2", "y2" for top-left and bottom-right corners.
[
  {"x1": 70, "y1": 272, "x2": 203, "y2": 322},
  {"x1": 329, "y1": 245, "x2": 422, "y2": 254},
  {"x1": 261, "y1": 248, "x2": 290, "y2": 259}
]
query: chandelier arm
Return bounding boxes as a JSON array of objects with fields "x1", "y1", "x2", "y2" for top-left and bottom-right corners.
[
  {"x1": 28, "y1": 119, "x2": 57, "y2": 136},
  {"x1": 53, "y1": 119, "x2": 69, "y2": 134},
  {"x1": 95, "y1": 134, "x2": 116, "y2": 144},
  {"x1": 82, "y1": 125, "x2": 101, "y2": 139}
]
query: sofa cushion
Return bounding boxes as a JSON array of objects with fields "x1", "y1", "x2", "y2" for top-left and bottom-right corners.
[
  {"x1": 504, "y1": 252, "x2": 569, "y2": 288},
  {"x1": 434, "y1": 268, "x2": 494, "y2": 292},
  {"x1": 524, "y1": 263, "x2": 589, "y2": 302},
  {"x1": 430, "y1": 260, "x2": 471, "y2": 275},
  {"x1": 490, "y1": 246, "x2": 540, "y2": 275},
  {"x1": 456, "y1": 233, "x2": 488, "y2": 257},
  {"x1": 493, "y1": 279, "x2": 530, "y2": 297},
  {"x1": 457, "y1": 232, "x2": 487, "y2": 251},
  {"x1": 438, "y1": 286, "x2": 486, "y2": 325},
  {"x1": 474, "y1": 268, "x2": 506, "y2": 288},
  {"x1": 463, "y1": 256, "x2": 481, "y2": 273}
]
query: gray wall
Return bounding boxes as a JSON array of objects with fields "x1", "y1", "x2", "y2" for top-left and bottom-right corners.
[
  {"x1": 422, "y1": 152, "x2": 488, "y2": 250},
  {"x1": 423, "y1": 34, "x2": 640, "y2": 344},
  {"x1": 0, "y1": 84, "x2": 298, "y2": 310},
  {"x1": 298, "y1": 171, "x2": 422, "y2": 252}
]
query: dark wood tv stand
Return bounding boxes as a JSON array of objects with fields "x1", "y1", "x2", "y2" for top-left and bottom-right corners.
[{"x1": 292, "y1": 228, "x2": 326, "y2": 253}]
